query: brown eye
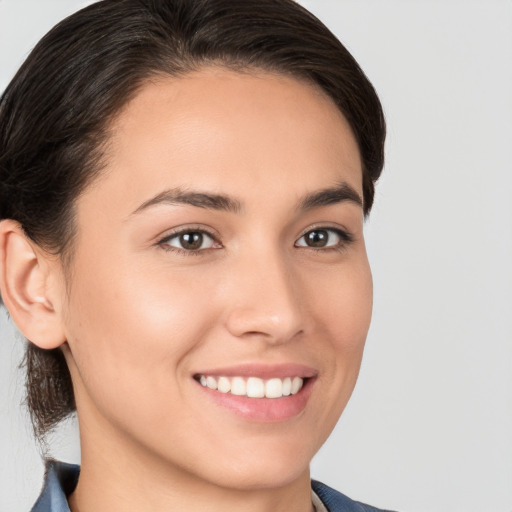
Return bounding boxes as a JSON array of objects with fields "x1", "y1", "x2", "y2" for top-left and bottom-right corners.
[
  {"x1": 295, "y1": 228, "x2": 349, "y2": 249},
  {"x1": 180, "y1": 232, "x2": 204, "y2": 250},
  {"x1": 304, "y1": 230, "x2": 329, "y2": 247},
  {"x1": 162, "y1": 230, "x2": 216, "y2": 251}
]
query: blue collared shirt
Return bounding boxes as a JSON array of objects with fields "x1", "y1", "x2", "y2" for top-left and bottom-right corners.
[
  {"x1": 31, "y1": 460, "x2": 395, "y2": 512},
  {"x1": 30, "y1": 461, "x2": 79, "y2": 512}
]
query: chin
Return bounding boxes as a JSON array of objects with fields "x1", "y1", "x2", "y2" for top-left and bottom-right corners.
[
  {"x1": 214, "y1": 461, "x2": 310, "y2": 492},
  {"x1": 198, "y1": 439, "x2": 315, "y2": 491}
]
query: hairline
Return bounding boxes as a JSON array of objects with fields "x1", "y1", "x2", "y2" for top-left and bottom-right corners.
[{"x1": 57, "y1": 61, "x2": 365, "y2": 283}]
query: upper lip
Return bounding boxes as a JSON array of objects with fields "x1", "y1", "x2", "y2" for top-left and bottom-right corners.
[{"x1": 193, "y1": 363, "x2": 318, "y2": 380}]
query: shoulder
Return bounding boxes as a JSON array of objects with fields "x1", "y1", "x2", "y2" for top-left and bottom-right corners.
[
  {"x1": 30, "y1": 460, "x2": 79, "y2": 512},
  {"x1": 312, "y1": 480, "x2": 398, "y2": 512}
]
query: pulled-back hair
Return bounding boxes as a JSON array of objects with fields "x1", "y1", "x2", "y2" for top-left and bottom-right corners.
[{"x1": 0, "y1": 0, "x2": 385, "y2": 439}]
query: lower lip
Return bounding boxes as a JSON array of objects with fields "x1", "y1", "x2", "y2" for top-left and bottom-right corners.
[{"x1": 196, "y1": 378, "x2": 315, "y2": 422}]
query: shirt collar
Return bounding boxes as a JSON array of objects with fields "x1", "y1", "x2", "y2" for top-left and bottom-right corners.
[{"x1": 31, "y1": 460, "x2": 79, "y2": 512}]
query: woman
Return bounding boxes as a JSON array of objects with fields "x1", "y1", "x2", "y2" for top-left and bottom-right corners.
[{"x1": 0, "y1": 1, "x2": 388, "y2": 511}]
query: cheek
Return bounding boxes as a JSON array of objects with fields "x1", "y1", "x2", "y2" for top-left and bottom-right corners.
[
  {"x1": 61, "y1": 256, "x2": 219, "y2": 422},
  {"x1": 309, "y1": 254, "x2": 372, "y2": 402},
  {"x1": 286, "y1": 255, "x2": 372, "y2": 452},
  {"x1": 312, "y1": 254, "x2": 373, "y2": 353},
  {"x1": 66, "y1": 251, "x2": 215, "y2": 347}
]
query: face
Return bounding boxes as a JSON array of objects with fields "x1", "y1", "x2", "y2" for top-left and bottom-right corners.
[{"x1": 57, "y1": 68, "x2": 372, "y2": 490}]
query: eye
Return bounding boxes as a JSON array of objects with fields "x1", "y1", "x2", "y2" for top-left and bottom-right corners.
[
  {"x1": 160, "y1": 230, "x2": 219, "y2": 252},
  {"x1": 295, "y1": 228, "x2": 351, "y2": 249}
]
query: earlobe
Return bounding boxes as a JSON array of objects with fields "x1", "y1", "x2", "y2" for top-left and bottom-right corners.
[{"x1": 0, "y1": 219, "x2": 66, "y2": 349}]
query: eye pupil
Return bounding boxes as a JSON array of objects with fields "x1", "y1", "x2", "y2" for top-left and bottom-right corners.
[
  {"x1": 306, "y1": 230, "x2": 328, "y2": 247},
  {"x1": 180, "y1": 232, "x2": 203, "y2": 250}
]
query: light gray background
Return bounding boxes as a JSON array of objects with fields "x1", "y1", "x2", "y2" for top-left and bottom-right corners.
[{"x1": 1, "y1": 1, "x2": 511, "y2": 511}]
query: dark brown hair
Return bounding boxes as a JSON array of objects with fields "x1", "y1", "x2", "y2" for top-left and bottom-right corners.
[{"x1": 0, "y1": 0, "x2": 385, "y2": 439}]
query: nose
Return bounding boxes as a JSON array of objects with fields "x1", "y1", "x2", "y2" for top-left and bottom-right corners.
[{"x1": 223, "y1": 250, "x2": 305, "y2": 344}]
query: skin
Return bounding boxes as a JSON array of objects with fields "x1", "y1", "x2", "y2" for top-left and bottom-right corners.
[{"x1": 0, "y1": 68, "x2": 372, "y2": 512}]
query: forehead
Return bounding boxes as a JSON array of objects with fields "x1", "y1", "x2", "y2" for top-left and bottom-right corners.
[{"x1": 83, "y1": 68, "x2": 362, "y2": 213}]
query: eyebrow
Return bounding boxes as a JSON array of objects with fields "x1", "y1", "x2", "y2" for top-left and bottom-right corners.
[
  {"x1": 131, "y1": 187, "x2": 243, "y2": 215},
  {"x1": 131, "y1": 181, "x2": 362, "y2": 216},
  {"x1": 297, "y1": 182, "x2": 363, "y2": 211}
]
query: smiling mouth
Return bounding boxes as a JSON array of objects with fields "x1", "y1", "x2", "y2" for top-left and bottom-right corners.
[{"x1": 194, "y1": 375, "x2": 305, "y2": 399}]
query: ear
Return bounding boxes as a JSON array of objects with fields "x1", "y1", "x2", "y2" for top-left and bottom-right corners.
[{"x1": 0, "y1": 219, "x2": 66, "y2": 349}]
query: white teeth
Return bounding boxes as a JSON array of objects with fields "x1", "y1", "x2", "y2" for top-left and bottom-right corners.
[
  {"x1": 206, "y1": 376, "x2": 217, "y2": 390},
  {"x1": 265, "y1": 378, "x2": 283, "y2": 399},
  {"x1": 231, "y1": 377, "x2": 246, "y2": 396},
  {"x1": 282, "y1": 377, "x2": 292, "y2": 396},
  {"x1": 291, "y1": 376, "x2": 303, "y2": 395},
  {"x1": 197, "y1": 375, "x2": 305, "y2": 398},
  {"x1": 217, "y1": 376, "x2": 231, "y2": 393},
  {"x1": 247, "y1": 377, "x2": 265, "y2": 398}
]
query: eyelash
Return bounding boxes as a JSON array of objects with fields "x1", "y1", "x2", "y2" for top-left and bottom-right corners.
[
  {"x1": 157, "y1": 227, "x2": 220, "y2": 256},
  {"x1": 295, "y1": 226, "x2": 354, "y2": 252},
  {"x1": 157, "y1": 226, "x2": 353, "y2": 255}
]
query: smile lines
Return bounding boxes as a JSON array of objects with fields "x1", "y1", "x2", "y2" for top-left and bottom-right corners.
[{"x1": 196, "y1": 375, "x2": 304, "y2": 398}]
